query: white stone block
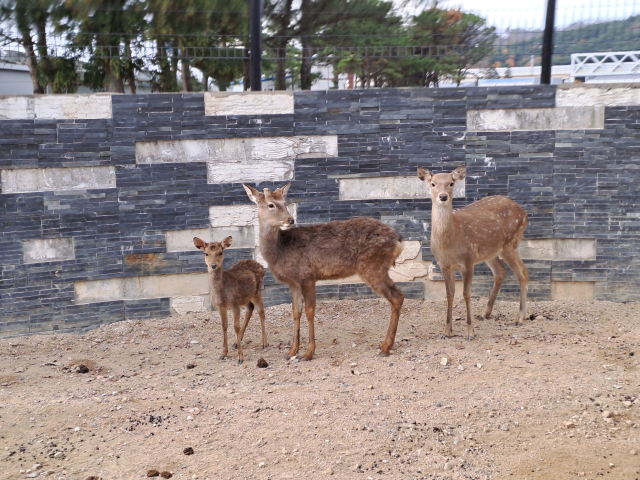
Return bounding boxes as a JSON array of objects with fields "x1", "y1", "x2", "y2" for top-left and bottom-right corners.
[
  {"x1": 166, "y1": 226, "x2": 256, "y2": 252},
  {"x1": 389, "y1": 261, "x2": 429, "y2": 282},
  {"x1": 519, "y1": 238, "x2": 596, "y2": 261},
  {"x1": 556, "y1": 85, "x2": 640, "y2": 107},
  {"x1": 396, "y1": 240, "x2": 422, "y2": 264},
  {"x1": 339, "y1": 176, "x2": 465, "y2": 201},
  {"x1": 75, "y1": 273, "x2": 209, "y2": 304},
  {"x1": 551, "y1": 281, "x2": 596, "y2": 301},
  {"x1": 135, "y1": 136, "x2": 338, "y2": 169},
  {"x1": 209, "y1": 204, "x2": 257, "y2": 228},
  {"x1": 23, "y1": 237, "x2": 75, "y2": 264},
  {"x1": 467, "y1": 107, "x2": 604, "y2": 132},
  {"x1": 204, "y1": 91, "x2": 294, "y2": 116},
  {"x1": 207, "y1": 160, "x2": 294, "y2": 184},
  {"x1": 0, "y1": 94, "x2": 112, "y2": 120},
  {"x1": 170, "y1": 296, "x2": 208, "y2": 315},
  {"x1": 1, "y1": 166, "x2": 116, "y2": 194}
]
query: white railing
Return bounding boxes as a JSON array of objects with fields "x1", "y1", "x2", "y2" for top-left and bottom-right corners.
[{"x1": 571, "y1": 51, "x2": 640, "y2": 78}]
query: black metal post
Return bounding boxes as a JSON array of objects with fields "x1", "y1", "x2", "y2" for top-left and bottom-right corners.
[
  {"x1": 250, "y1": 0, "x2": 263, "y2": 91},
  {"x1": 540, "y1": 0, "x2": 556, "y2": 84}
]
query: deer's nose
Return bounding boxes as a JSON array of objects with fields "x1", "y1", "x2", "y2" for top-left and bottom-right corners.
[
  {"x1": 211, "y1": 263, "x2": 218, "y2": 270},
  {"x1": 288, "y1": 217, "x2": 295, "y2": 225},
  {"x1": 438, "y1": 194, "x2": 449, "y2": 202}
]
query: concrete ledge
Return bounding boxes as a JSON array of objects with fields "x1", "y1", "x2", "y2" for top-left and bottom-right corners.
[
  {"x1": 556, "y1": 85, "x2": 640, "y2": 107},
  {"x1": 551, "y1": 281, "x2": 596, "y2": 301},
  {"x1": 204, "y1": 91, "x2": 294, "y2": 116},
  {"x1": 23, "y1": 237, "x2": 75, "y2": 264},
  {"x1": 207, "y1": 160, "x2": 294, "y2": 184},
  {"x1": 519, "y1": 238, "x2": 596, "y2": 261},
  {"x1": 339, "y1": 175, "x2": 465, "y2": 201},
  {"x1": 1, "y1": 166, "x2": 116, "y2": 194},
  {"x1": 170, "y1": 295, "x2": 209, "y2": 315},
  {"x1": 74, "y1": 273, "x2": 209, "y2": 304},
  {"x1": 0, "y1": 94, "x2": 112, "y2": 120},
  {"x1": 467, "y1": 107, "x2": 604, "y2": 131}
]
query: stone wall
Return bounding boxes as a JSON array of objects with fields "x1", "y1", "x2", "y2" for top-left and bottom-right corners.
[{"x1": 1, "y1": 85, "x2": 639, "y2": 336}]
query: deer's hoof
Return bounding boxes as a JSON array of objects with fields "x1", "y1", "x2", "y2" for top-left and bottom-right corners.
[
  {"x1": 262, "y1": 344, "x2": 269, "y2": 351},
  {"x1": 441, "y1": 333, "x2": 450, "y2": 340},
  {"x1": 298, "y1": 356, "x2": 311, "y2": 362},
  {"x1": 219, "y1": 355, "x2": 227, "y2": 361},
  {"x1": 515, "y1": 322, "x2": 522, "y2": 327},
  {"x1": 477, "y1": 315, "x2": 487, "y2": 321},
  {"x1": 232, "y1": 343, "x2": 238, "y2": 350},
  {"x1": 378, "y1": 351, "x2": 390, "y2": 357},
  {"x1": 467, "y1": 336, "x2": 474, "y2": 341},
  {"x1": 237, "y1": 359, "x2": 243, "y2": 365}
]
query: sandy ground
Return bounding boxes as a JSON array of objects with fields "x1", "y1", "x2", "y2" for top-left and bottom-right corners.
[{"x1": 1, "y1": 297, "x2": 639, "y2": 480}]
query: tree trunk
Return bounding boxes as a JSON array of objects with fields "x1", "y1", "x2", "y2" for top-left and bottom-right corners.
[
  {"x1": 202, "y1": 74, "x2": 208, "y2": 92},
  {"x1": 275, "y1": 41, "x2": 288, "y2": 90},
  {"x1": 299, "y1": 36, "x2": 313, "y2": 90},
  {"x1": 16, "y1": 9, "x2": 44, "y2": 94},
  {"x1": 127, "y1": 67, "x2": 137, "y2": 94},
  {"x1": 171, "y1": 43, "x2": 179, "y2": 89},
  {"x1": 35, "y1": 19, "x2": 54, "y2": 91},
  {"x1": 180, "y1": 48, "x2": 193, "y2": 92},
  {"x1": 242, "y1": 47, "x2": 250, "y2": 91},
  {"x1": 105, "y1": 68, "x2": 125, "y2": 93}
]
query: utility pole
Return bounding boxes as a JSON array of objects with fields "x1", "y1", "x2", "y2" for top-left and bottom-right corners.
[
  {"x1": 250, "y1": 0, "x2": 263, "y2": 91},
  {"x1": 540, "y1": 0, "x2": 556, "y2": 84}
]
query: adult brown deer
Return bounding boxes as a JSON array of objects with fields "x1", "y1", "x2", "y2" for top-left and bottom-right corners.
[
  {"x1": 242, "y1": 182, "x2": 405, "y2": 361},
  {"x1": 417, "y1": 165, "x2": 529, "y2": 340},
  {"x1": 194, "y1": 236, "x2": 268, "y2": 364}
]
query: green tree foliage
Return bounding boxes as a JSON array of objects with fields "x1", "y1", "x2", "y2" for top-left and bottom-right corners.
[{"x1": 0, "y1": 0, "x2": 76, "y2": 93}]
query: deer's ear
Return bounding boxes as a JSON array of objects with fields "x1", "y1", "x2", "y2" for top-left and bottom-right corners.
[
  {"x1": 417, "y1": 167, "x2": 432, "y2": 182},
  {"x1": 275, "y1": 182, "x2": 291, "y2": 199},
  {"x1": 452, "y1": 165, "x2": 467, "y2": 181},
  {"x1": 194, "y1": 237, "x2": 206, "y2": 250},
  {"x1": 221, "y1": 236, "x2": 233, "y2": 249},
  {"x1": 243, "y1": 184, "x2": 261, "y2": 204}
]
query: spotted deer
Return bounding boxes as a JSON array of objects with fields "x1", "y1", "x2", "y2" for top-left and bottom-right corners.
[
  {"x1": 194, "y1": 236, "x2": 268, "y2": 364},
  {"x1": 417, "y1": 165, "x2": 529, "y2": 340},
  {"x1": 243, "y1": 182, "x2": 405, "y2": 361}
]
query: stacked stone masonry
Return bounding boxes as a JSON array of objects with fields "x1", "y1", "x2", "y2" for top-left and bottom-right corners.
[{"x1": 1, "y1": 85, "x2": 639, "y2": 336}]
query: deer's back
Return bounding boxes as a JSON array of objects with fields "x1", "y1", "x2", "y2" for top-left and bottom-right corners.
[
  {"x1": 265, "y1": 217, "x2": 402, "y2": 283},
  {"x1": 211, "y1": 260, "x2": 265, "y2": 307},
  {"x1": 451, "y1": 195, "x2": 528, "y2": 261}
]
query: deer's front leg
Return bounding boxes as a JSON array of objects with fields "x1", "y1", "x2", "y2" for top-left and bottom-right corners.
[
  {"x1": 287, "y1": 286, "x2": 304, "y2": 360},
  {"x1": 299, "y1": 281, "x2": 317, "y2": 361},
  {"x1": 232, "y1": 306, "x2": 244, "y2": 364},
  {"x1": 219, "y1": 307, "x2": 229, "y2": 360},
  {"x1": 442, "y1": 268, "x2": 456, "y2": 339},
  {"x1": 461, "y1": 264, "x2": 475, "y2": 341}
]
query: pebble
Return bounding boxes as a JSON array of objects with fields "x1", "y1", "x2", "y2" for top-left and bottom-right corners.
[
  {"x1": 500, "y1": 425, "x2": 509, "y2": 431},
  {"x1": 602, "y1": 411, "x2": 613, "y2": 418},
  {"x1": 160, "y1": 472, "x2": 172, "y2": 479},
  {"x1": 325, "y1": 468, "x2": 334, "y2": 475},
  {"x1": 15, "y1": 367, "x2": 25, "y2": 373},
  {"x1": 186, "y1": 364, "x2": 196, "y2": 369},
  {"x1": 147, "y1": 470, "x2": 159, "y2": 477},
  {"x1": 622, "y1": 401, "x2": 632, "y2": 407},
  {"x1": 457, "y1": 365, "x2": 464, "y2": 371},
  {"x1": 183, "y1": 447, "x2": 194, "y2": 455},
  {"x1": 476, "y1": 363, "x2": 482, "y2": 369},
  {"x1": 190, "y1": 340, "x2": 198, "y2": 345},
  {"x1": 257, "y1": 358, "x2": 269, "y2": 368},
  {"x1": 444, "y1": 462, "x2": 453, "y2": 471},
  {"x1": 26, "y1": 473, "x2": 38, "y2": 478},
  {"x1": 563, "y1": 421, "x2": 575, "y2": 428},
  {"x1": 258, "y1": 462, "x2": 265, "y2": 467},
  {"x1": 440, "y1": 358, "x2": 448, "y2": 366},
  {"x1": 630, "y1": 450, "x2": 637, "y2": 455},
  {"x1": 535, "y1": 315, "x2": 545, "y2": 321}
]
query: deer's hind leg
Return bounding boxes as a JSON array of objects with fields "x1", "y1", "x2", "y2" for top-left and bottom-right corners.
[
  {"x1": 361, "y1": 269, "x2": 405, "y2": 356},
  {"x1": 232, "y1": 305, "x2": 244, "y2": 364},
  {"x1": 481, "y1": 256, "x2": 507, "y2": 320},
  {"x1": 500, "y1": 247, "x2": 529, "y2": 326},
  {"x1": 233, "y1": 302, "x2": 254, "y2": 350}
]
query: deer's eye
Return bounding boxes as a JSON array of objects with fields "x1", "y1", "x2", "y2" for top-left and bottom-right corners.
[
  {"x1": 205, "y1": 253, "x2": 209, "y2": 257},
  {"x1": 268, "y1": 203, "x2": 275, "y2": 209},
  {"x1": 450, "y1": 182, "x2": 454, "y2": 187},
  {"x1": 431, "y1": 183, "x2": 435, "y2": 187}
]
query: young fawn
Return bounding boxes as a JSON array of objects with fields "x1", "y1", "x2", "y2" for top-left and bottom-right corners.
[
  {"x1": 418, "y1": 165, "x2": 529, "y2": 340},
  {"x1": 243, "y1": 182, "x2": 405, "y2": 361},
  {"x1": 194, "y1": 236, "x2": 268, "y2": 364}
]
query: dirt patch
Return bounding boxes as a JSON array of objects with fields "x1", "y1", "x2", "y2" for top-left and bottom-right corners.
[{"x1": 1, "y1": 298, "x2": 639, "y2": 479}]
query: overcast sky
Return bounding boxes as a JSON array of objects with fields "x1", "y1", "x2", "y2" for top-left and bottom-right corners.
[{"x1": 400, "y1": 0, "x2": 640, "y2": 30}]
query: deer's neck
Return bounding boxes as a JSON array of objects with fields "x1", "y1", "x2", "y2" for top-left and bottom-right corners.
[
  {"x1": 208, "y1": 266, "x2": 224, "y2": 286},
  {"x1": 431, "y1": 203, "x2": 457, "y2": 245},
  {"x1": 258, "y1": 224, "x2": 282, "y2": 265}
]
